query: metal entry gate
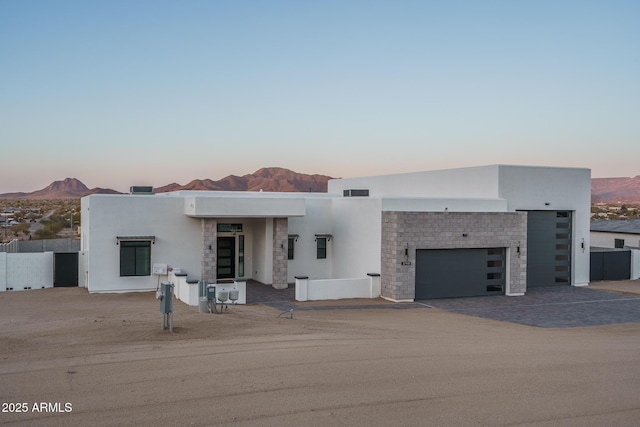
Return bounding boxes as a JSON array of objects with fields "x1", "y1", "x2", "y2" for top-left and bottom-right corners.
[
  {"x1": 415, "y1": 248, "x2": 506, "y2": 299},
  {"x1": 590, "y1": 249, "x2": 631, "y2": 281},
  {"x1": 526, "y1": 211, "x2": 572, "y2": 287},
  {"x1": 54, "y1": 252, "x2": 78, "y2": 287}
]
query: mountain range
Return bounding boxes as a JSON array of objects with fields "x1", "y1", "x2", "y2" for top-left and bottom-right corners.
[
  {"x1": 0, "y1": 167, "x2": 333, "y2": 199},
  {"x1": 1, "y1": 168, "x2": 640, "y2": 203},
  {"x1": 591, "y1": 176, "x2": 640, "y2": 204}
]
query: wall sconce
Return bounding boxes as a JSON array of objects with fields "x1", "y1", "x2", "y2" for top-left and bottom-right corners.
[
  {"x1": 545, "y1": 202, "x2": 550, "y2": 206},
  {"x1": 517, "y1": 241, "x2": 521, "y2": 258},
  {"x1": 401, "y1": 243, "x2": 412, "y2": 266},
  {"x1": 581, "y1": 238, "x2": 585, "y2": 253},
  {"x1": 462, "y1": 233, "x2": 468, "y2": 237}
]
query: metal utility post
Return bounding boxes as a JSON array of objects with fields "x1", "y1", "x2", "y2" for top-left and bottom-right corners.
[{"x1": 157, "y1": 282, "x2": 175, "y2": 332}]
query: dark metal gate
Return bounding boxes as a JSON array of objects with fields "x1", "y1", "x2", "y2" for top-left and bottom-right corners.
[
  {"x1": 590, "y1": 249, "x2": 631, "y2": 281},
  {"x1": 54, "y1": 252, "x2": 79, "y2": 287}
]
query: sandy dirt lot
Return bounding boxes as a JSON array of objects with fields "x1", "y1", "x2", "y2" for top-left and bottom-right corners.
[{"x1": 2, "y1": 286, "x2": 640, "y2": 426}]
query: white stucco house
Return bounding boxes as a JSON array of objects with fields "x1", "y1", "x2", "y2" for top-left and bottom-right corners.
[
  {"x1": 80, "y1": 165, "x2": 591, "y2": 301},
  {"x1": 590, "y1": 219, "x2": 640, "y2": 249},
  {"x1": 590, "y1": 219, "x2": 640, "y2": 280}
]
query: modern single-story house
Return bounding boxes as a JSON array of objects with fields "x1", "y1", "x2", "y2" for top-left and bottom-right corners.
[
  {"x1": 80, "y1": 165, "x2": 591, "y2": 301},
  {"x1": 590, "y1": 219, "x2": 640, "y2": 249},
  {"x1": 589, "y1": 219, "x2": 640, "y2": 281}
]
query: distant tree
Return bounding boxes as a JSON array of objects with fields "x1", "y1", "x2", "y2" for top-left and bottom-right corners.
[
  {"x1": 10, "y1": 222, "x2": 30, "y2": 237},
  {"x1": 34, "y1": 227, "x2": 57, "y2": 239}
]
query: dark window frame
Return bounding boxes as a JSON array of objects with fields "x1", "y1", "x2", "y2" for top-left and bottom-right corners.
[
  {"x1": 316, "y1": 237, "x2": 327, "y2": 259},
  {"x1": 288, "y1": 237, "x2": 295, "y2": 260},
  {"x1": 120, "y1": 240, "x2": 151, "y2": 277}
]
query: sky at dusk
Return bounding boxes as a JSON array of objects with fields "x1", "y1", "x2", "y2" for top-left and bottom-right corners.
[{"x1": 1, "y1": 0, "x2": 639, "y2": 194}]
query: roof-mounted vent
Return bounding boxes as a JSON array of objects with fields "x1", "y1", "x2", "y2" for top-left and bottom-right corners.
[
  {"x1": 130, "y1": 186, "x2": 154, "y2": 195},
  {"x1": 343, "y1": 189, "x2": 369, "y2": 197}
]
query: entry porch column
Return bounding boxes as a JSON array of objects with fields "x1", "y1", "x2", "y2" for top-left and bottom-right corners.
[
  {"x1": 201, "y1": 218, "x2": 217, "y2": 284},
  {"x1": 272, "y1": 217, "x2": 288, "y2": 289}
]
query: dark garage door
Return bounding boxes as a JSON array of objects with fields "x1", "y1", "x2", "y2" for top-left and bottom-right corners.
[
  {"x1": 415, "y1": 248, "x2": 506, "y2": 299},
  {"x1": 526, "y1": 211, "x2": 572, "y2": 287},
  {"x1": 54, "y1": 252, "x2": 78, "y2": 287}
]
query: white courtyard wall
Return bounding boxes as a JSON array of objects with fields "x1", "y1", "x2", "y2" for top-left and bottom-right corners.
[
  {"x1": 632, "y1": 249, "x2": 640, "y2": 280},
  {"x1": 0, "y1": 252, "x2": 6, "y2": 291},
  {"x1": 6, "y1": 252, "x2": 54, "y2": 290}
]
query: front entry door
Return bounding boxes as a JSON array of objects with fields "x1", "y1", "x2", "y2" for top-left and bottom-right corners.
[{"x1": 217, "y1": 237, "x2": 236, "y2": 280}]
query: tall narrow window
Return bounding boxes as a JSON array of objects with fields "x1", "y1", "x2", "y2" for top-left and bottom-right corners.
[
  {"x1": 316, "y1": 237, "x2": 327, "y2": 259},
  {"x1": 120, "y1": 241, "x2": 151, "y2": 276},
  {"x1": 288, "y1": 237, "x2": 295, "y2": 260},
  {"x1": 238, "y1": 235, "x2": 245, "y2": 277}
]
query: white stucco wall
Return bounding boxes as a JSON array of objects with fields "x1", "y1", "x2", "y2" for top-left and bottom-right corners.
[
  {"x1": 590, "y1": 231, "x2": 640, "y2": 249},
  {"x1": 497, "y1": 165, "x2": 591, "y2": 286},
  {"x1": 82, "y1": 194, "x2": 203, "y2": 293},
  {"x1": 632, "y1": 249, "x2": 640, "y2": 280},
  {"x1": 288, "y1": 198, "x2": 333, "y2": 281},
  {"x1": 78, "y1": 251, "x2": 88, "y2": 288},
  {"x1": 329, "y1": 197, "x2": 382, "y2": 279},
  {"x1": 381, "y1": 197, "x2": 507, "y2": 212},
  {"x1": 0, "y1": 252, "x2": 6, "y2": 291},
  {"x1": 329, "y1": 165, "x2": 501, "y2": 198},
  {"x1": 251, "y1": 218, "x2": 272, "y2": 284}
]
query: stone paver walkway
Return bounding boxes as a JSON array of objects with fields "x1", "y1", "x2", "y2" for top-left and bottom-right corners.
[
  {"x1": 246, "y1": 280, "x2": 640, "y2": 328},
  {"x1": 420, "y1": 286, "x2": 640, "y2": 327}
]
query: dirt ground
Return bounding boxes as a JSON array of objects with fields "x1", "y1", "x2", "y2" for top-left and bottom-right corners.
[{"x1": 2, "y1": 284, "x2": 640, "y2": 426}]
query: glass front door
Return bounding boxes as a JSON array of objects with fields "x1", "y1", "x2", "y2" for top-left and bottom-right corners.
[{"x1": 217, "y1": 237, "x2": 236, "y2": 279}]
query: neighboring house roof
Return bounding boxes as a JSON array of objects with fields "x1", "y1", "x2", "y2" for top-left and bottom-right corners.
[{"x1": 590, "y1": 219, "x2": 640, "y2": 235}]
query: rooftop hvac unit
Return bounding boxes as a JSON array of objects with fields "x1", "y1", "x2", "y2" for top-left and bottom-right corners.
[{"x1": 130, "y1": 186, "x2": 154, "y2": 195}]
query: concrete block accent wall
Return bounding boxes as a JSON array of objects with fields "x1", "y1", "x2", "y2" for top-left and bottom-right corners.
[
  {"x1": 18, "y1": 238, "x2": 80, "y2": 253},
  {"x1": 201, "y1": 219, "x2": 217, "y2": 284},
  {"x1": 272, "y1": 217, "x2": 288, "y2": 289},
  {"x1": 381, "y1": 211, "x2": 527, "y2": 301}
]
